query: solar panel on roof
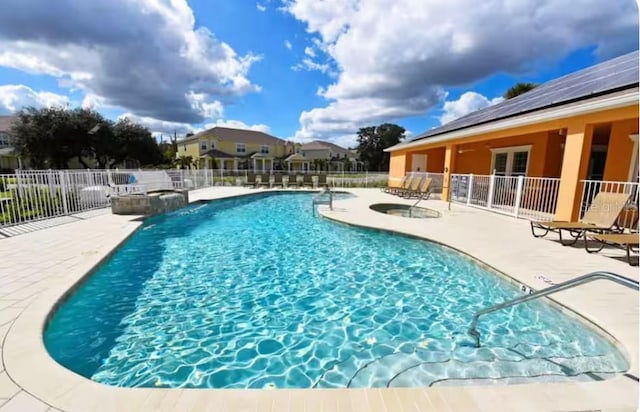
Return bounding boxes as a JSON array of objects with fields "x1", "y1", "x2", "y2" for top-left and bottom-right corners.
[{"x1": 409, "y1": 50, "x2": 639, "y2": 142}]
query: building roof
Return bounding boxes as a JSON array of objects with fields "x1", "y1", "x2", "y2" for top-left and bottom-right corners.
[
  {"x1": 183, "y1": 127, "x2": 286, "y2": 145},
  {"x1": 394, "y1": 50, "x2": 639, "y2": 149},
  {"x1": 0, "y1": 116, "x2": 16, "y2": 133},
  {"x1": 200, "y1": 149, "x2": 236, "y2": 159},
  {"x1": 301, "y1": 140, "x2": 352, "y2": 156}
]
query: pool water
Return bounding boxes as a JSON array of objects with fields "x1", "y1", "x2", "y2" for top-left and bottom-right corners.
[{"x1": 45, "y1": 192, "x2": 628, "y2": 389}]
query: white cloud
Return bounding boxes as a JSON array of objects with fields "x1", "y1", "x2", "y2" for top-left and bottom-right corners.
[
  {"x1": 256, "y1": 3, "x2": 267, "y2": 11},
  {"x1": 439, "y1": 92, "x2": 503, "y2": 125},
  {"x1": 304, "y1": 47, "x2": 316, "y2": 57},
  {"x1": 119, "y1": 114, "x2": 271, "y2": 136},
  {"x1": 0, "y1": 0, "x2": 261, "y2": 124},
  {"x1": 291, "y1": 58, "x2": 332, "y2": 74},
  {"x1": 282, "y1": 0, "x2": 638, "y2": 141},
  {"x1": 0, "y1": 84, "x2": 70, "y2": 114},
  {"x1": 284, "y1": 40, "x2": 293, "y2": 50}
]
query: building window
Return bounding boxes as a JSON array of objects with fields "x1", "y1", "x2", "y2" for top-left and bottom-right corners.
[
  {"x1": 236, "y1": 143, "x2": 246, "y2": 153},
  {"x1": 200, "y1": 141, "x2": 208, "y2": 150},
  {"x1": 261, "y1": 145, "x2": 269, "y2": 154},
  {"x1": 490, "y1": 145, "x2": 531, "y2": 176},
  {"x1": 210, "y1": 140, "x2": 216, "y2": 150},
  {"x1": 0, "y1": 133, "x2": 8, "y2": 146}
]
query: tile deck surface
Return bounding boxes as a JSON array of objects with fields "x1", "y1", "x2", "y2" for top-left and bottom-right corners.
[{"x1": 0, "y1": 187, "x2": 637, "y2": 411}]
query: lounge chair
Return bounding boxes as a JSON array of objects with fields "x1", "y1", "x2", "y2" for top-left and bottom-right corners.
[
  {"x1": 302, "y1": 174, "x2": 314, "y2": 189},
  {"x1": 245, "y1": 173, "x2": 257, "y2": 188},
  {"x1": 394, "y1": 175, "x2": 424, "y2": 197},
  {"x1": 530, "y1": 192, "x2": 631, "y2": 246},
  {"x1": 583, "y1": 232, "x2": 639, "y2": 266},
  {"x1": 402, "y1": 177, "x2": 432, "y2": 199},
  {"x1": 258, "y1": 174, "x2": 271, "y2": 188},
  {"x1": 272, "y1": 174, "x2": 283, "y2": 188},
  {"x1": 383, "y1": 175, "x2": 407, "y2": 193},
  {"x1": 286, "y1": 175, "x2": 297, "y2": 189},
  {"x1": 317, "y1": 174, "x2": 327, "y2": 188}
]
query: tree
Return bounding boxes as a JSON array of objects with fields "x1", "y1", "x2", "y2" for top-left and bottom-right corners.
[
  {"x1": 10, "y1": 106, "x2": 164, "y2": 169},
  {"x1": 356, "y1": 123, "x2": 405, "y2": 171},
  {"x1": 504, "y1": 82, "x2": 538, "y2": 99}
]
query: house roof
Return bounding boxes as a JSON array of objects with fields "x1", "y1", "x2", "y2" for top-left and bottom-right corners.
[
  {"x1": 301, "y1": 140, "x2": 352, "y2": 155},
  {"x1": 182, "y1": 127, "x2": 287, "y2": 146},
  {"x1": 0, "y1": 116, "x2": 16, "y2": 133},
  {"x1": 285, "y1": 153, "x2": 307, "y2": 162},
  {"x1": 391, "y1": 50, "x2": 639, "y2": 150},
  {"x1": 200, "y1": 149, "x2": 236, "y2": 159}
]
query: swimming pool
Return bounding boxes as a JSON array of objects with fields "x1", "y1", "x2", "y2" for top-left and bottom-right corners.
[{"x1": 45, "y1": 192, "x2": 628, "y2": 389}]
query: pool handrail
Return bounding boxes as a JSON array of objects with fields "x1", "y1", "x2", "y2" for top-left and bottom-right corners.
[{"x1": 468, "y1": 271, "x2": 639, "y2": 348}]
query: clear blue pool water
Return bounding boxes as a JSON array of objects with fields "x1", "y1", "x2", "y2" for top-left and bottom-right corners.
[{"x1": 45, "y1": 192, "x2": 628, "y2": 388}]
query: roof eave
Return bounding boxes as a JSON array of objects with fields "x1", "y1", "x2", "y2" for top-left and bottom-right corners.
[{"x1": 385, "y1": 90, "x2": 638, "y2": 152}]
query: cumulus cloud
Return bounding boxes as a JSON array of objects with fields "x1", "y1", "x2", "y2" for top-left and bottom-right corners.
[
  {"x1": 0, "y1": 0, "x2": 261, "y2": 124},
  {"x1": 439, "y1": 92, "x2": 504, "y2": 125},
  {"x1": 0, "y1": 84, "x2": 70, "y2": 114},
  {"x1": 284, "y1": 40, "x2": 293, "y2": 50},
  {"x1": 282, "y1": 0, "x2": 639, "y2": 141},
  {"x1": 203, "y1": 120, "x2": 271, "y2": 134},
  {"x1": 256, "y1": 3, "x2": 267, "y2": 11},
  {"x1": 119, "y1": 113, "x2": 271, "y2": 137},
  {"x1": 291, "y1": 58, "x2": 333, "y2": 75}
]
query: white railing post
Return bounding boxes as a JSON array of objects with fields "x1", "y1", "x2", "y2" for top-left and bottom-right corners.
[
  {"x1": 466, "y1": 174, "x2": 474, "y2": 205},
  {"x1": 514, "y1": 175, "x2": 525, "y2": 218},
  {"x1": 487, "y1": 174, "x2": 496, "y2": 209},
  {"x1": 58, "y1": 171, "x2": 69, "y2": 215}
]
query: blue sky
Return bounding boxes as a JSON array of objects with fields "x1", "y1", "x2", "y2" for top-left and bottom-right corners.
[{"x1": 0, "y1": 0, "x2": 637, "y2": 148}]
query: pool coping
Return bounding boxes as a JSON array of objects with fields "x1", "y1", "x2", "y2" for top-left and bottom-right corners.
[{"x1": 3, "y1": 188, "x2": 639, "y2": 411}]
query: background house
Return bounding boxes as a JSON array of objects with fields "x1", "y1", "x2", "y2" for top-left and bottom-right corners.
[
  {"x1": 300, "y1": 140, "x2": 363, "y2": 171},
  {"x1": 0, "y1": 116, "x2": 21, "y2": 172},
  {"x1": 177, "y1": 127, "x2": 301, "y2": 171}
]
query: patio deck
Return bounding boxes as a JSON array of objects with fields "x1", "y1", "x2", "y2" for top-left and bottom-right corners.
[{"x1": 0, "y1": 187, "x2": 636, "y2": 411}]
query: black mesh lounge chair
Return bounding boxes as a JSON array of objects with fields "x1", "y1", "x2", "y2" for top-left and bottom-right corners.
[
  {"x1": 302, "y1": 174, "x2": 314, "y2": 188},
  {"x1": 287, "y1": 175, "x2": 298, "y2": 188},
  {"x1": 245, "y1": 173, "x2": 257, "y2": 188},
  {"x1": 272, "y1": 174, "x2": 283, "y2": 188},
  {"x1": 258, "y1": 174, "x2": 271, "y2": 188}
]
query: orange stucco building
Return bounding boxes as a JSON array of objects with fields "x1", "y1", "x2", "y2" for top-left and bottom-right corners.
[{"x1": 386, "y1": 51, "x2": 639, "y2": 222}]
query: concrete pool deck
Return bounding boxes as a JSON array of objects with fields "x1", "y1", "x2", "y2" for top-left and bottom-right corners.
[{"x1": 0, "y1": 187, "x2": 637, "y2": 411}]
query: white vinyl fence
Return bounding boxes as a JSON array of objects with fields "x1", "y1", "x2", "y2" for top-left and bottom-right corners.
[
  {"x1": 450, "y1": 174, "x2": 561, "y2": 221},
  {"x1": 0, "y1": 169, "x2": 387, "y2": 229}
]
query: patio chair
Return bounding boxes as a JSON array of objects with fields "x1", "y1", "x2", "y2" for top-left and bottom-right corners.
[
  {"x1": 245, "y1": 173, "x2": 257, "y2": 188},
  {"x1": 254, "y1": 174, "x2": 263, "y2": 188},
  {"x1": 394, "y1": 175, "x2": 424, "y2": 197},
  {"x1": 530, "y1": 192, "x2": 632, "y2": 246},
  {"x1": 402, "y1": 177, "x2": 432, "y2": 200},
  {"x1": 286, "y1": 175, "x2": 298, "y2": 189},
  {"x1": 258, "y1": 174, "x2": 271, "y2": 188},
  {"x1": 583, "y1": 232, "x2": 639, "y2": 266},
  {"x1": 317, "y1": 174, "x2": 327, "y2": 187},
  {"x1": 272, "y1": 174, "x2": 283, "y2": 188},
  {"x1": 302, "y1": 174, "x2": 314, "y2": 189},
  {"x1": 383, "y1": 175, "x2": 407, "y2": 193}
]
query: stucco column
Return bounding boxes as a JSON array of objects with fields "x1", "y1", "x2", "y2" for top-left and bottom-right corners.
[
  {"x1": 554, "y1": 122, "x2": 594, "y2": 221},
  {"x1": 441, "y1": 144, "x2": 457, "y2": 201},
  {"x1": 253, "y1": 158, "x2": 256, "y2": 171},
  {"x1": 233, "y1": 159, "x2": 238, "y2": 171}
]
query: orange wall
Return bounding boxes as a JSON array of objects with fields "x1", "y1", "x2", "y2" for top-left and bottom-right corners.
[
  {"x1": 603, "y1": 118, "x2": 638, "y2": 181},
  {"x1": 452, "y1": 131, "x2": 552, "y2": 176},
  {"x1": 405, "y1": 147, "x2": 446, "y2": 172},
  {"x1": 543, "y1": 131, "x2": 565, "y2": 177}
]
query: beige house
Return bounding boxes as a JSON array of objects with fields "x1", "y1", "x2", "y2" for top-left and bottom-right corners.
[
  {"x1": 0, "y1": 116, "x2": 21, "y2": 171},
  {"x1": 178, "y1": 127, "x2": 301, "y2": 171},
  {"x1": 299, "y1": 140, "x2": 362, "y2": 171}
]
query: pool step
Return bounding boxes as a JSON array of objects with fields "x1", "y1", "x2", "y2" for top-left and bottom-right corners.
[{"x1": 314, "y1": 347, "x2": 624, "y2": 388}]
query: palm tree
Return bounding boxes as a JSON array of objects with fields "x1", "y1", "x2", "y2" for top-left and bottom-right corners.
[{"x1": 504, "y1": 82, "x2": 538, "y2": 99}]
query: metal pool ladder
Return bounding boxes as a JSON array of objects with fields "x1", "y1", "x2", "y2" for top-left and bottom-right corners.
[
  {"x1": 312, "y1": 187, "x2": 333, "y2": 216},
  {"x1": 468, "y1": 271, "x2": 639, "y2": 348}
]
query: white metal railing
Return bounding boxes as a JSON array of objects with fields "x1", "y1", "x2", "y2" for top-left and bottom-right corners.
[
  {"x1": 580, "y1": 179, "x2": 639, "y2": 230},
  {"x1": 450, "y1": 174, "x2": 561, "y2": 221},
  {"x1": 0, "y1": 169, "x2": 387, "y2": 229}
]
